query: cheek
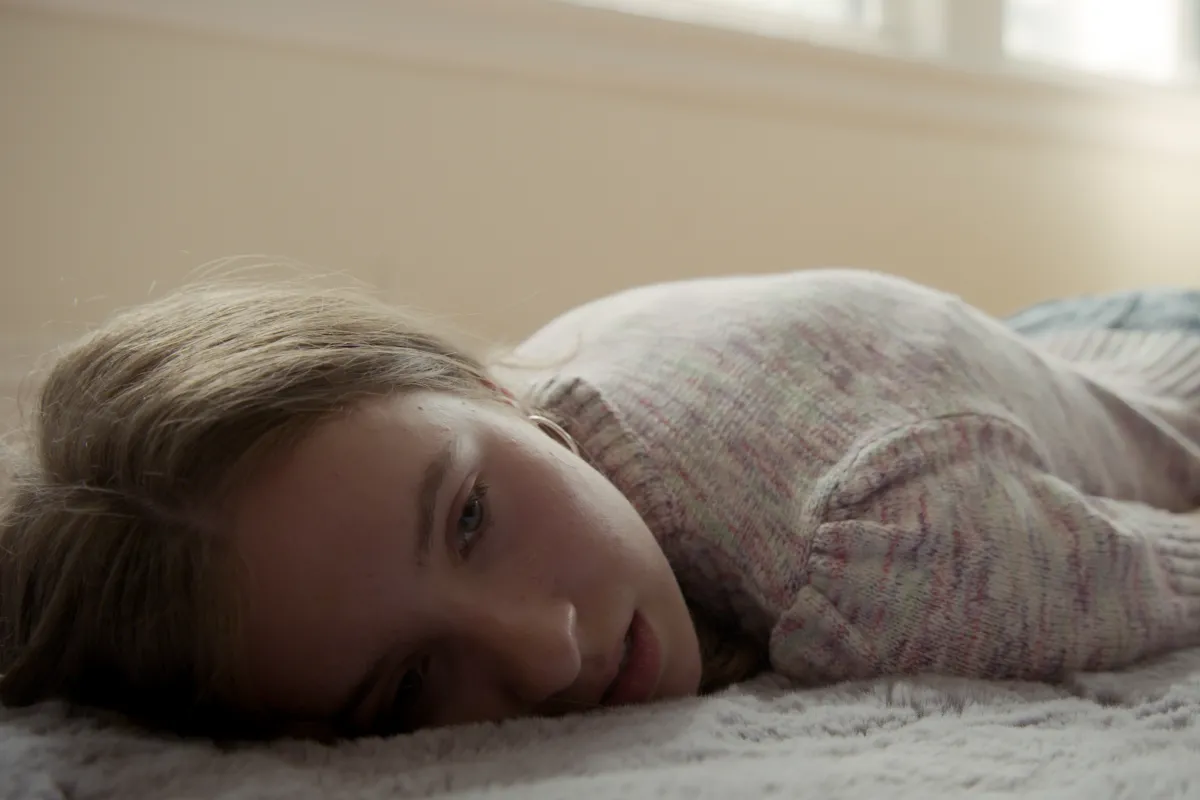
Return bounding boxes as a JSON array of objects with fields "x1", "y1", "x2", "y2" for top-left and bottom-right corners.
[
  {"x1": 486, "y1": 421, "x2": 665, "y2": 585},
  {"x1": 498, "y1": 482, "x2": 583, "y2": 573},
  {"x1": 505, "y1": 464, "x2": 650, "y2": 589}
]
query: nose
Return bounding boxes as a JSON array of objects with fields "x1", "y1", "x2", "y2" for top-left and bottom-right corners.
[{"x1": 444, "y1": 591, "x2": 582, "y2": 715}]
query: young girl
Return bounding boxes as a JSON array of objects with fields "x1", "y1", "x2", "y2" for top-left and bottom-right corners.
[{"x1": 1, "y1": 269, "x2": 1199, "y2": 741}]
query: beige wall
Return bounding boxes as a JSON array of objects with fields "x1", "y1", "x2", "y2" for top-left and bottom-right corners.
[{"x1": 3, "y1": 5, "x2": 1200, "y2": 424}]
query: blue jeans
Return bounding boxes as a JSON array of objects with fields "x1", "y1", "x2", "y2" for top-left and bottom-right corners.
[{"x1": 1006, "y1": 289, "x2": 1200, "y2": 336}]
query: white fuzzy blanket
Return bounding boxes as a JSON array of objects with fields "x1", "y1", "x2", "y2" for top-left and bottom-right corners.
[{"x1": 2, "y1": 650, "x2": 1198, "y2": 800}]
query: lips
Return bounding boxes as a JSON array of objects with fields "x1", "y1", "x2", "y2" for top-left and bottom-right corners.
[{"x1": 600, "y1": 611, "x2": 661, "y2": 707}]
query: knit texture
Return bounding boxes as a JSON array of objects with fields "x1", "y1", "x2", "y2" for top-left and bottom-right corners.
[{"x1": 511, "y1": 270, "x2": 1200, "y2": 683}]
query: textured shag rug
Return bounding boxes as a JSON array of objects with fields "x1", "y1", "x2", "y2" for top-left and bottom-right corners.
[{"x1": 2, "y1": 647, "x2": 1198, "y2": 800}]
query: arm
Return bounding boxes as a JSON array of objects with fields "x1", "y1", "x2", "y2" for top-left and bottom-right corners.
[{"x1": 771, "y1": 413, "x2": 1200, "y2": 683}]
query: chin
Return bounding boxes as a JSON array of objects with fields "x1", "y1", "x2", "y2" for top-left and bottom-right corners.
[
  {"x1": 674, "y1": 658, "x2": 705, "y2": 699},
  {"x1": 664, "y1": 634, "x2": 704, "y2": 700}
]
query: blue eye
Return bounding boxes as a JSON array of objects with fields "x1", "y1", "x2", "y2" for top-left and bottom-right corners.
[{"x1": 456, "y1": 482, "x2": 489, "y2": 555}]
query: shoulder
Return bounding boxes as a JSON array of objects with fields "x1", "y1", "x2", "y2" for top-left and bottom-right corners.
[
  {"x1": 506, "y1": 268, "x2": 1006, "y2": 526},
  {"x1": 512, "y1": 269, "x2": 962, "y2": 357},
  {"x1": 508, "y1": 269, "x2": 1023, "y2": 421}
]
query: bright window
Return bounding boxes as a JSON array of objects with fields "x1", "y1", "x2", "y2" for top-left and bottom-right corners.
[
  {"x1": 567, "y1": 0, "x2": 886, "y2": 40},
  {"x1": 567, "y1": 0, "x2": 1200, "y2": 83},
  {"x1": 1006, "y1": 0, "x2": 1189, "y2": 81}
]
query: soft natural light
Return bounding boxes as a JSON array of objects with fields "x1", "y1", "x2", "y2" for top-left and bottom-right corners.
[
  {"x1": 567, "y1": 0, "x2": 1199, "y2": 83},
  {"x1": 1006, "y1": 0, "x2": 1185, "y2": 81},
  {"x1": 737, "y1": 0, "x2": 882, "y2": 27},
  {"x1": 568, "y1": 0, "x2": 884, "y2": 39}
]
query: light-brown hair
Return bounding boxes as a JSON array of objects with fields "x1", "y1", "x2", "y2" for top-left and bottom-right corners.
[{"x1": 0, "y1": 281, "x2": 762, "y2": 740}]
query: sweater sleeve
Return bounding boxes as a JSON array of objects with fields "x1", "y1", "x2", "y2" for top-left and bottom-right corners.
[{"x1": 770, "y1": 412, "x2": 1200, "y2": 684}]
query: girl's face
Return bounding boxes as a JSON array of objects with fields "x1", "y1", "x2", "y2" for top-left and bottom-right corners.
[{"x1": 231, "y1": 391, "x2": 701, "y2": 737}]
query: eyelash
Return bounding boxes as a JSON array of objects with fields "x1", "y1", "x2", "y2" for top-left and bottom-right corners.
[
  {"x1": 376, "y1": 655, "x2": 429, "y2": 736},
  {"x1": 454, "y1": 480, "x2": 490, "y2": 558}
]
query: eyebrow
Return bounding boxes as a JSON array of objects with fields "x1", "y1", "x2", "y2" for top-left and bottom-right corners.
[
  {"x1": 415, "y1": 438, "x2": 457, "y2": 567},
  {"x1": 335, "y1": 438, "x2": 458, "y2": 728}
]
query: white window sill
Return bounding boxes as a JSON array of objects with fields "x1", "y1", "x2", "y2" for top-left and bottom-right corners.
[{"x1": 13, "y1": 0, "x2": 1200, "y2": 159}]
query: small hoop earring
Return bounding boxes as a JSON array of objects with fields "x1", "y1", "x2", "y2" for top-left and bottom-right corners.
[{"x1": 528, "y1": 414, "x2": 580, "y2": 456}]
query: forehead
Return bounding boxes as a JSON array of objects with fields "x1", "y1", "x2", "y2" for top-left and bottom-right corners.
[
  {"x1": 237, "y1": 396, "x2": 441, "y2": 535},
  {"x1": 228, "y1": 394, "x2": 458, "y2": 715}
]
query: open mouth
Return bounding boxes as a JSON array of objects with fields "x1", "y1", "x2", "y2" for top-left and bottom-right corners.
[{"x1": 600, "y1": 611, "x2": 660, "y2": 707}]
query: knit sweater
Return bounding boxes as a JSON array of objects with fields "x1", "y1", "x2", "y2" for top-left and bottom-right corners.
[{"x1": 510, "y1": 270, "x2": 1200, "y2": 683}]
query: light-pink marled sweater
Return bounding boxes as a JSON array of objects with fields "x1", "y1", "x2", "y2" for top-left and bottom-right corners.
[{"x1": 513, "y1": 270, "x2": 1200, "y2": 682}]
